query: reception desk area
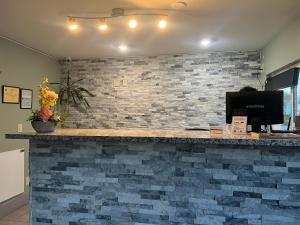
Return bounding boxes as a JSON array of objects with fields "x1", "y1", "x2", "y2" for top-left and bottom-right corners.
[{"x1": 6, "y1": 129, "x2": 300, "y2": 225}]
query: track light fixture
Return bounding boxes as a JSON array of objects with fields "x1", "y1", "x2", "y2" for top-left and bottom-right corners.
[
  {"x1": 67, "y1": 8, "x2": 169, "y2": 32},
  {"x1": 68, "y1": 18, "x2": 79, "y2": 31},
  {"x1": 98, "y1": 18, "x2": 108, "y2": 31}
]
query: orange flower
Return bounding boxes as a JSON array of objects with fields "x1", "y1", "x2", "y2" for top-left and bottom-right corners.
[{"x1": 38, "y1": 107, "x2": 53, "y2": 122}]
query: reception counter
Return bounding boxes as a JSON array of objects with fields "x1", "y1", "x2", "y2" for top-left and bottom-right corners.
[{"x1": 6, "y1": 129, "x2": 300, "y2": 225}]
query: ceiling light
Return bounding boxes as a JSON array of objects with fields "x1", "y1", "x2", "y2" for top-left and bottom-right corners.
[
  {"x1": 68, "y1": 18, "x2": 79, "y2": 31},
  {"x1": 69, "y1": 24, "x2": 78, "y2": 30},
  {"x1": 200, "y1": 39, "x2": 211, "y2": 47},
  {"x1": 98, "y1": 19, "x2": 108, "y2": 31},
  {"x1": 128, "y1": 19, "x2": 137, "y2": 29},
  {"x1": 66, "y1": 9, "x2": 170, "y2": 32},
  {"x1": 158, "y1": 19, "x2": 167, "y2": 29},
  {"x1": 99, "y1": 24, "x2": 108, "y2": 31},
  {"x1": 119, "y1": 45, "x2": 128, "y2": 52}
]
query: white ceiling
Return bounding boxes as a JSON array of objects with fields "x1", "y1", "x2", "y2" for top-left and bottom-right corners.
[{"x1": 0, "y1": 0, "x2": 300, "y2": 59}]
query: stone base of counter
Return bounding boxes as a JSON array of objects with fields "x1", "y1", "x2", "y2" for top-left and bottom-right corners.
[{"x1": 30, "y1": 141, "x2": 300, "y2": 225}]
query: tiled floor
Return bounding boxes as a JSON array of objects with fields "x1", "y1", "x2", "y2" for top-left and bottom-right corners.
[{"x1": 0, "y1": 205, "x2": 28, "y2": 225}]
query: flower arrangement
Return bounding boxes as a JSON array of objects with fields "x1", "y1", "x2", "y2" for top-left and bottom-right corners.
[{"x1": 28, "y1": 77, "x2": 65, "y2": 125}]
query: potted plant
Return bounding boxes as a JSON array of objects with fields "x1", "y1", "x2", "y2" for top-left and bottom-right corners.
[
  {"x1": 28, "y1": 77, "x2": 65, "y2": 133},
  {"x1": 51, "y1": 58, "x2": 95, "y2": 114},
  {"x1": 52, "y1": 71, "x2": 95, "y2": 113}
]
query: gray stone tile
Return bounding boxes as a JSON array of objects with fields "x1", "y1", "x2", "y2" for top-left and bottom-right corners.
[
  {"x1": 28, "y1": 141, "x2": 300, "y2": 225},
  {"x1": 60, "y1": 51, "x2": 261, "y2": 129}
]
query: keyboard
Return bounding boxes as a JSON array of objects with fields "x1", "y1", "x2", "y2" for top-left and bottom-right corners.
[{"x1": 271, "y1": 130, "x2": 300, "y2": 134}]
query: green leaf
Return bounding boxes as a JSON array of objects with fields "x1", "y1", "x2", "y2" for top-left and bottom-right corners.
[
  {"x1": 71, "y1": 78, "x2": 84, "y2": 85},
  {"x1": 59, "y1": 89, "x2": 66, "y2": 104},
  {"x1": 74, "y1": 91, "x2": 84, "y2": 101},
  {"x1": 56, "y1": 71, "x2": 95, "y2": 111},
  {"x1": 77, "y1": 87, "x2": 96, "y2": 97},
  {"x1": 49, "y1": 82, "x2": 61, "y2": 85},
  {"x1": 83, "y1": 98, "x2": 90, "y2": 107},
  {"x1": 71, "y1": 92, "x2": 77, "y2": 105}
]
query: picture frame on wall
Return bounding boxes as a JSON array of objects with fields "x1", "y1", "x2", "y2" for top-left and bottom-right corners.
[
  {"x1": 20, "y1": 88, "x2": 33, "y2": 109},
  {"x1": 2, "y1": 85, "x2": 20, "y2": 104}
]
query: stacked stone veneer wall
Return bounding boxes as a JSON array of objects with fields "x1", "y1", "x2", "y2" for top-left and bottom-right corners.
[
  {"x1": 30, "y1": 141, "x2": 300, "y2": 225},
  {"x1": 61, "y1": 51, "x2": 261, "y2": 129}
]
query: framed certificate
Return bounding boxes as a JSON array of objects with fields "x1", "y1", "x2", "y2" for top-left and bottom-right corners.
[
  {"x1": 2, "y1": 86, "x2": 20, "y2": 104},
  {"x1": 20, "y1": 89, "x2": 33, "y2": 109}
]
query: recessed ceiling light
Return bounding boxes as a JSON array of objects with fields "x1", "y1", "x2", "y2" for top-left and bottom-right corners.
[
  {"x1": 119, "y1": 45, "x2": 128, "y2": 52},
  {"x1": 158, "y1": 19, "x2": 168, "y2": 29},
  {"x1": 200, "y1": 39, "x2": 211, "y2": 47},
  {"x1": 128, "y1": 19, "x2": 137, "y2": 29}
]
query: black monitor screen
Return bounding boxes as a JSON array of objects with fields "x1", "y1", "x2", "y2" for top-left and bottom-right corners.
[{"x1": 226, "y1": 91, "x2": 284, "y2": 126}]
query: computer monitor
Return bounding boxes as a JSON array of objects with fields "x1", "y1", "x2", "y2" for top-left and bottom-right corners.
[{"x1": 226, "y1": 91, "x2": 284, "y2": 132}]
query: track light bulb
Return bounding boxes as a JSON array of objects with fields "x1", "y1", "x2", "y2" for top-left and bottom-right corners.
[
  {"x1": 158, "y1": 19, "x2": 167, "y2": 29},
  {"x1": 68, "y1": 18, "x2": 79, "y2": 31},
  {"x1": 99, "y1": 24, "x2": 108, "y2": 31},
  {"x1": 128, "y1": 19, "x2": 137, "y2": 29},
  {"x1": 98, "y1": 19, "x2": 108, "y2": 31}
]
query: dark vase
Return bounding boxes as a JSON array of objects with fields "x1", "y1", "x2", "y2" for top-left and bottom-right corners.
[{"x1": 31, "y1": 121, "x2": 56, "y2": 133}]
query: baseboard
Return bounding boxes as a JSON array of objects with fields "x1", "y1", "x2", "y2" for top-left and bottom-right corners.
[{"x1": 0, "y1": 190, "x2": 29, "y2": 218}]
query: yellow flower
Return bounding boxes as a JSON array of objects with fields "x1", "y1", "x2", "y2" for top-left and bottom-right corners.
[
  {"x1": 42, "y1": 77, "x2": 49, "y2": 85},
  {"x1": 38, "y1": 77, "x2": 58, "y2": 108}
]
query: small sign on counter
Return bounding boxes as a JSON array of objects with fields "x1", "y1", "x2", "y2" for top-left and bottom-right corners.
[
  {"x1": 231, "y1": 116, "x2": 247, "y2": 135},
  {"x1": 210, "y1": 126, "x2": 224, "y2": 137}
]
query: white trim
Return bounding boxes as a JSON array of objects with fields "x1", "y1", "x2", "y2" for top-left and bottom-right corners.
[{"x1": 0, "y1": 34, "x2": 56, "y2": 59}]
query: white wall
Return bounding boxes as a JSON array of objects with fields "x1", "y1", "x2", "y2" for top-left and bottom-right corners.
[{"x1": 262, "y1": 16, "x2": 300, "y2": 79}]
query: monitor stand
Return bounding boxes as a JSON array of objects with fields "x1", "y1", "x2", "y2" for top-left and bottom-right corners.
[{"x1": 250, "y1": 117, "x2": 262, "y2": 132}]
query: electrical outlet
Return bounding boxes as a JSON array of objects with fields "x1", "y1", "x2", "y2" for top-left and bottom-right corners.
[
  {"x1": 25, "y1": 176, "x2": 30, "y2": 186},
  {"x1": 113, "y1": 79, "x2": 128, "y2": 87},
  {"x1": 17, "y1": 123, "x2": 23, "y2": 133},
  {"x1": 122, "y1": 79, "x2": 128, "y2": 86},
  {"x1": 113, "y1": 79, "x2": 120, "y2": 87}
]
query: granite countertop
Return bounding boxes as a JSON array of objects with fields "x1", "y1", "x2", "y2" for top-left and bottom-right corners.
[{"x1": 5, "y1": 128, "x2": 300, "y2": 146}]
